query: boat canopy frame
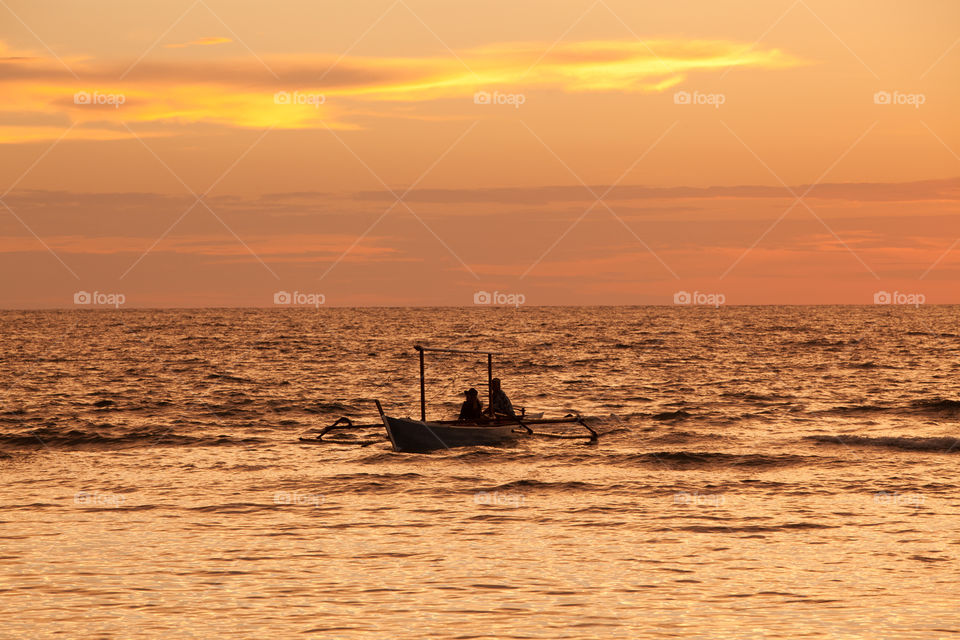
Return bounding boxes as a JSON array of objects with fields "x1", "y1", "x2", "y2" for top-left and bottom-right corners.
[
  {"x1": 413, "y1": 345, "x2": 502, "y2": 421},
  {"x1": 298, "y1": 344, "x2": 599, "y2": 449}
]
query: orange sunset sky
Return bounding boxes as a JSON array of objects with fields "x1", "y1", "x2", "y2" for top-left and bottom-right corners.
[{"x1": 1, "y1": 0, "x2": 958, "y2": 307}]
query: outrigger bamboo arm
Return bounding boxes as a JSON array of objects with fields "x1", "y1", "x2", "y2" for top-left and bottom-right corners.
[
  {"x1": 502, "y1": 413, "x2": 598, "y2": 442},
  {"x1": 301, "y1": 412, "x2": 598, "y2": 445},
  {"x1": 300, "y1": 417, "x2": 386, "y2": 446}
]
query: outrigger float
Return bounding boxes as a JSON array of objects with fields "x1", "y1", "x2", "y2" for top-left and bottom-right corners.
[{"x1": 301, "y1": 345, "x2": 598, "y2": 453}]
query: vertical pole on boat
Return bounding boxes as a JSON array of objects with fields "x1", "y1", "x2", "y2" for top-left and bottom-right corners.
[
  {"x1": 419, "y1": 347, "x2": 426, "y2": 421},
  {"x1": 487, "y1": 352, "x2": 493, "y2": 410}
]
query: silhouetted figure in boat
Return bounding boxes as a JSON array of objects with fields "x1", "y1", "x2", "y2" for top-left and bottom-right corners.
[
  {"x1": 487, "y1": 378, "x2": 515, "y2": 417},
  {"x1": 458, "y1": 388, "x2": 484, "y2": 421}
]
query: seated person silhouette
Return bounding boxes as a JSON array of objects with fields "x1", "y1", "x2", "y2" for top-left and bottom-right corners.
[
  {"x1": 486, "y1": 378, "x2": 515, "y2": 417},
  {"x1": 458, "y1": 388, "x2": 484, "y2": 421}
]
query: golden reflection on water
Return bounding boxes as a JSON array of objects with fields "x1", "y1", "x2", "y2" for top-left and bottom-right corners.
[
  {"x1": 2, "y1": 307, "x2": 960, "y2": 638},
  {"x1": 3, "y1": 444, "x2": 958, "y2": 639}
]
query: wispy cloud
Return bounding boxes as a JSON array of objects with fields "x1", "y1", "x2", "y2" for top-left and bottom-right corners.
[
  {"x1": 0, "y1": 232, "x2": 401, "y2": 261},
  {"x1": 351, "y1": 177, "x2": 960, "y2": 205},
  {"x1": 0, "y1": 38, "x2": 806, "y2": 142},
  {"x1": 164, "y1": 36, "x2": 233, "y2": 49}
]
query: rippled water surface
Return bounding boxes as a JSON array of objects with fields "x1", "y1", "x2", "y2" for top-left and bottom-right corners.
[{"x1": 2, "y1": 307, "x2": 959, "y2": 639}]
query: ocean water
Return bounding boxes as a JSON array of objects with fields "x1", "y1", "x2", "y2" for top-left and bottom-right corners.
[{"x1": 1, "y1": 306, "x2": 959, "y2": 639}]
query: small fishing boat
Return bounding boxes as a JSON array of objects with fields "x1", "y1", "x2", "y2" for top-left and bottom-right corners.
[
  {"x1": 302, "y1": 345, "x2": 597, "y2": 453},
  {"x1": 375, "y1": 399, "x2": 587, "y2": 453},
  {"x1": 378, "y1": 407, "x2": 518, "y2": 452}
]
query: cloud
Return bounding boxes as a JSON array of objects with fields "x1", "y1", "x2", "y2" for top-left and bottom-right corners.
[
  {"x1": 0, "y1": 232, "x2": 400, "y2": 261},
  {"x1": 164, "y1": 37, "x2": 233, "y2": 49},
  {"x1": 3, "y1": 179, "x2": 956, "y2": 260},
  {"x1": 351, "y1": 177, "x2": 960, "y2": 205},
  {"x1": 463, "y1": 39, "x2": 803, "y2": 93},
  {"x1": 0, "y1": 37, "x2": 806, "y2": 141},
  {"x1": 3, "y1": 180, "x2": 958, "y2": 306}
]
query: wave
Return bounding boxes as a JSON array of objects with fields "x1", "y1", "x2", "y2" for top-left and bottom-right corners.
[
  {"x1": 327, "y1": 472, "x2": 424, "y2": 481},
  {"x1": 598, "y1": 426, "x2": 634, "y2": 436},
  {"x1": 206, "y1": 372, "x2": 253, "y2": 383},
  {"x1": 447, "y1": 448, "x2": 531, "y2": 462},
  {"x1": 355, "y1": 451, "x2": 404, "y2": 464},
  {"x1": 663, "y1": 522, "x2": 836, "y2": 533},
  {"x1": 188, "y1": 503, "x2": 269, "y2": 514},
  {"x1": 814, "y1": 404, "x2": 892, "y2": 416},
  {"x1": 909, "y1": 398, "x2": 960, "y2": 413},
  {"x1": 788, "y1": 338, "x2": 850, "y2": 348},
  {"x1": 650, "y1": 410, "x2": 692, "y2": 421},
  {"x1": 0, "y1": 428, "x2": 262, "y2": 451},
  {"x1": 304, "y1": 402, "x2": 359, "y2": 414},
  {"x1": 720, "y1": 392, "x2": 779, "y2": 402},
  {"x1": 814, "y1": 397, "x2": 960, "y2": 418},
  {"x1": 647, "y1": 431, "x2": 734, "y2": 444},
  {"x1": 849, "y1": 361, "x2": 882, "y2": 369},
  {"x1": 617, "y1": 451, "x2": 810, "y2": 468},
  {"x1": 485, "y1": 479, "x2": 598, "y2": 492},
  {"x1": 805, "y1": 434, "x2": 960, "y2": 453}
]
